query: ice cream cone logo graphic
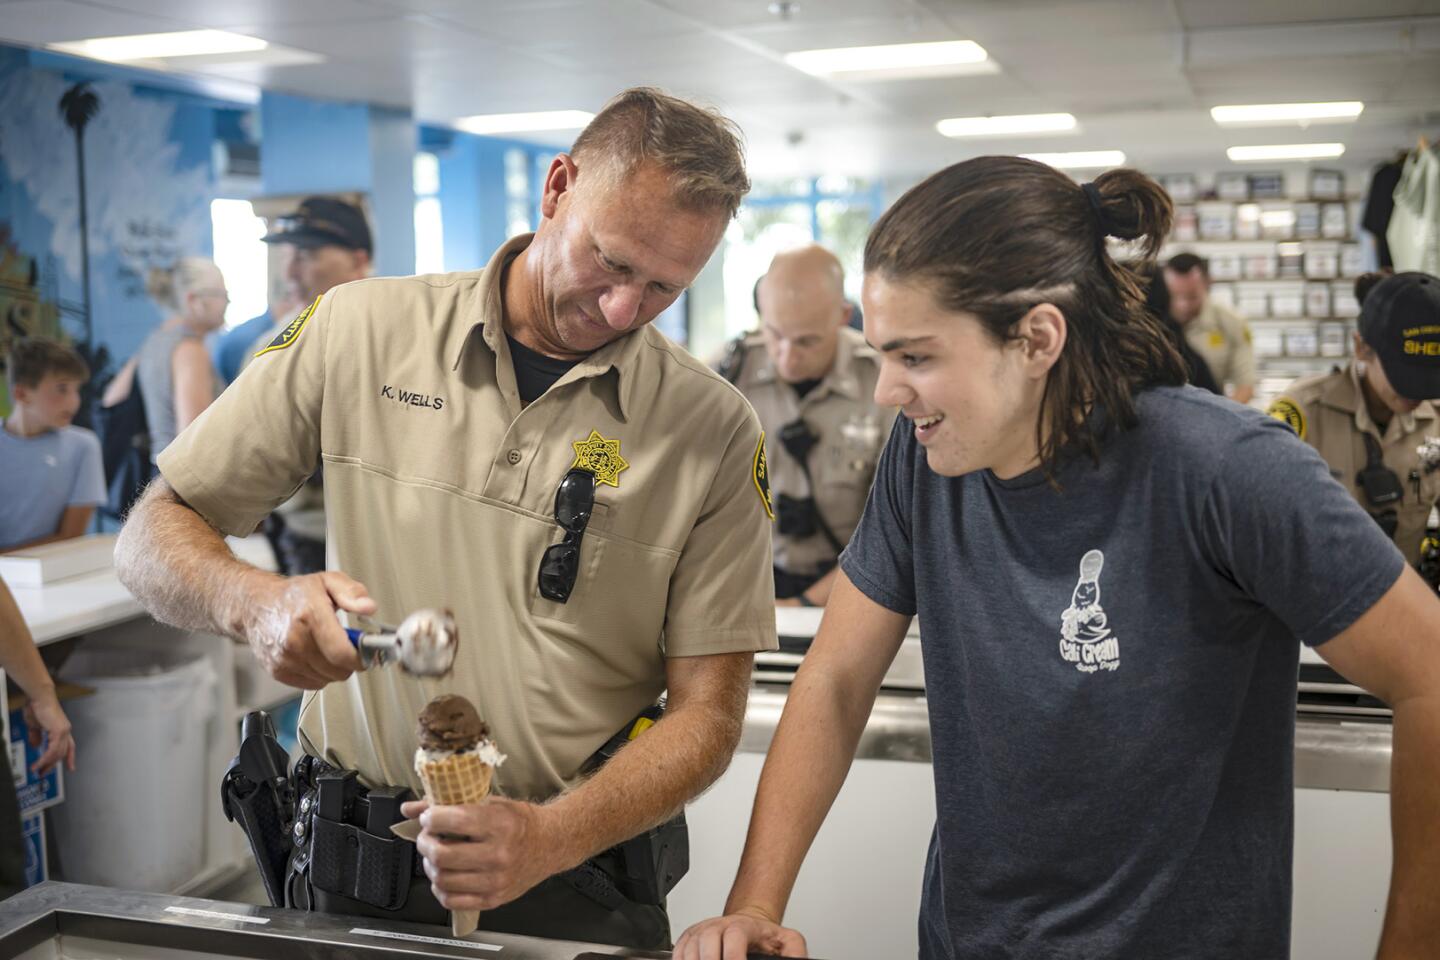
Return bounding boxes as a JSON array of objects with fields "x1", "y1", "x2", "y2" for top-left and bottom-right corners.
[{"x1": 1059, "y1": 549, "x2": 1120, "y2": 673}]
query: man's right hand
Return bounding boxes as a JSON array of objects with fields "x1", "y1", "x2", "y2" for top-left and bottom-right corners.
[
  {"x1": 245, "y1": 571, "x2": 375, "y2": 689},
  {"x1": 673, "y1": 910, "x2": 808, "y2": 959}
]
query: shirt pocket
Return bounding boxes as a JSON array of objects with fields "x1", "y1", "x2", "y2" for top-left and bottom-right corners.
[{"x1": 527, "y1": 510, "x2": 676, "y2": 636}]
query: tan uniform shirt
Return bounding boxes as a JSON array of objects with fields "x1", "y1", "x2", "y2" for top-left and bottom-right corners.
[
  {"x1": 1268, "y1": 363, "x2": 1440, "y2": 567},
  {"x1": 727, "y1": 328, "x2": 893, "y2": 577},
  {"x1": 1185, "y1": 300, "x2": 1256, "y2": 392},
  {"x1": 159, "y1": 235, "x2": 778, "y2": 801}
]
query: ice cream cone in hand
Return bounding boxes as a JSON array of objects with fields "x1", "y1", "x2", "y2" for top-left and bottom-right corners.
[{"x1": 410, "y1": 693, "x2": 506, "y2": 938}]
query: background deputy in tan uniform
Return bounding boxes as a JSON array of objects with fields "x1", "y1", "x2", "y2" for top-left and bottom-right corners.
[
  {"x1": 1268, "y1": 271, "x2": 1440, "y2": 573},
  {"x1": 114, "y1": 89, "x2": 775, "y2": 949},
  {"x1": 1166, "y1": 252, "x2": 1257, "y2": 404},
  {"x1": 719, "y1": 246, "x2": 892, "y2": 606}
]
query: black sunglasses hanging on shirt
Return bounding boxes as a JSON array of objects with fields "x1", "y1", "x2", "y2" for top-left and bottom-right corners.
[{"x1": 538, "y1": 468, "x2": 596, "y2": 603}]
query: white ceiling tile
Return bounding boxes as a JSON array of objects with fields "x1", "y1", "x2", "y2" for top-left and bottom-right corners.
[
  {"x1": 74, "y1": 0, "x2": 390, "y2": 29},
  {"x1": 0, "y1": 1, "x2": 181, "y2": 45},
  {"x1": 1173, "y1": 0, "x2": 1432, "y2": 30}
]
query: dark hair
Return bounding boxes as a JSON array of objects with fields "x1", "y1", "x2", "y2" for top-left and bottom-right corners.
[
  {"x1": 864, "y1": 156, "x2": 1186, "y2": 481},
  {"x1": 7, "y1": 336, "x2": 89, "y2": 390},
  {"x1": 1165, "y1": 252, "x2": 1209, "y2": 277},
  {"x1": 1354, "y1": 270, "x2": 1392, "y2": 304}
]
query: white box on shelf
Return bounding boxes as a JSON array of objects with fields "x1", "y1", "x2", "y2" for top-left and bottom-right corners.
[
  {"x1": 1305, "y1": 283, "x2": 1332, "y2": 317},
  {"x1": 1272, "y1": 289, "x2": 1306, "y2": 318},
  {"x1": 1238, "y1": 293, "x2": 1271, "y2": 318},
  {"x1": 1235, "y1": 204, "x2": 1262, "y2": 240},
  {"x1": 1320, "y1": 203, "x2": 1348, "y2": 239},
  {"x1": 1209, "y1": 252, "x2": 1243, "y2": 281},
  {"x1": 1305, "y1": 249, "x2": 1340, "y2": 279},
  {"x1": 1172, "y1": 206, "x2": 1198, "y2": 242},
  {"x1": 1253, "y1": 327, "x2": 1285, "y2": 358},
  {"x1": 1198, "y1": 203, "x2": 1235, "y2": 240},
  {"x1": 1340, "y1": 243, "x2": 1365, "y2": 278},
  {"x1": 0, "y1": 535, "x2": 117, "y2": 587},
  {"x1": 1318, "y1": 321, "x2": 1348, "y2": 357},
  {"x1": 1217, "y1": 173, "x2": 1249, "y2": 201},
  {"x1": 1284, "y1": 325, "x2": 1319, "y2": 357},
  {"x1": 1243, "y1": 253, "x2": 1278, "y2": 280},
  {"x1": 1295, "y1": 202, "x2": 1322, "y2": 239},
  {"x1": 1332, "y1": 282, "x2": 1360, "y2": 318}
]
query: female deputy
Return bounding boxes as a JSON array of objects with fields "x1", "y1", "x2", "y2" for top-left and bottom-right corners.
[
  {"x1": 1267, "y1": 272, "x2": 1440, "y2": 577},
  {"x1": 676, "y1": 158, "x2": 1440, "y2": 959}
]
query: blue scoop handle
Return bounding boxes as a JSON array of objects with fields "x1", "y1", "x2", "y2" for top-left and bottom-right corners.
[{"x1": 344, "y1": 626, "x2": 365, "y2": 647}]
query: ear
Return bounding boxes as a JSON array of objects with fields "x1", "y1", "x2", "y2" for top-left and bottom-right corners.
[
  {"x1": 1352, "y1": 331, "x2": 1374, "y2": 362},
  {"x1": 11, "y1": 381, "x2": 32, "y2": 405},
  {"x1": 1015, "y1": 303, "x2": 1067, "y2": 379},
  {"x1": 540, "y1": 154, "x2": 578, "y2": 220}
]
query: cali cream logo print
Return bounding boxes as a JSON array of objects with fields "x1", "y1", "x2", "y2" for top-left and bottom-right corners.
[{"x1": 1059, "y1": 549, "x2": 1120, "y2": 673}]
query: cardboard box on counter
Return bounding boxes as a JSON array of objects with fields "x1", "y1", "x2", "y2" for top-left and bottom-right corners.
[{"x1": 0, "y1": 534, "x2": 117, "y2": 587}]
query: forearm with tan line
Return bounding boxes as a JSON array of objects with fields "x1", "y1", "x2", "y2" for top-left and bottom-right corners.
[
  {"x1": 535, "y1": 650, "x2": 755, "y2": 875},
  {"x1": 113, "y1": 476, "x2": 279, "y2": 640},
  {"x1": 1375, "y1": 693, "x2": 1440, "y2": 958}
]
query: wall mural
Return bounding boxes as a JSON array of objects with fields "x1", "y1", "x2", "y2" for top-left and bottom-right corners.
[{"x1": 0, "y1": 47, "x2": 215, "y2": 418}]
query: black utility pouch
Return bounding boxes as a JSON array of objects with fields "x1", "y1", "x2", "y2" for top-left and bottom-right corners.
[
  {"x1": 310, "y1": 815, "x2": 415, "y2": 912},
  {"x1": 612, "y1": 812, "x2": 689, "y2": 905}
]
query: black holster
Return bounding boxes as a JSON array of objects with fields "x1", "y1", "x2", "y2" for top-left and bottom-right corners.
[{"x1": 220, "y1": 711, "x2": 296, "y2": 907}]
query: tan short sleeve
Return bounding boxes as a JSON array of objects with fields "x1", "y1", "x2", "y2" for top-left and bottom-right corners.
[
  {"x1": 157, "y1": 291, "x2": 332, "y2": 536},
  {"x1": 661, "y1": 410, "x2": 779, "y2": 657},
  {"x1": 1227, "y1": 306, "x2": 1257, "y2": 388}
]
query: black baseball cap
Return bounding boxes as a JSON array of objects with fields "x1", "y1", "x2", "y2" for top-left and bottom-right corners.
[
  {"x1": 262, "y1": 196, "x2": 372, "y2": 254},
  {"x1": 1360, "y1": 272, "x2": 1440, "y2": 401}
]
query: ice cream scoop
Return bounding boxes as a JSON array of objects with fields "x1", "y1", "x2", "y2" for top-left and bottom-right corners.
[{"x1": 343, "y1": 608, "x2": 458, "y2": 677}]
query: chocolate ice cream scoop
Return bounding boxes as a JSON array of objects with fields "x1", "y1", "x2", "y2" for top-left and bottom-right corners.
[{"x1": 417, "y1": 694, "x2": 488, "y2": 752}]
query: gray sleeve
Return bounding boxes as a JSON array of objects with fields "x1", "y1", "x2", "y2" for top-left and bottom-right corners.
[
  {"x1": 1199, "y1": 416, "x2": 1405, "y2": 647},
  {"x1": 839, "y1": 414, "x2": 918, "y2": 616},
  {"x1": 68, "y1": 428, "x2": 107, "y2": 508}
]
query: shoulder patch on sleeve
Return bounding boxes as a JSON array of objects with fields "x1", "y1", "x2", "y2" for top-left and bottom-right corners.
[
  {"x1": 753, "y1": 432, "x2": 775, "y2": 521},
  {"x1": 254, "y1": 295, "x2": 321, "y2": 358},
  {"x1": 1266, "y1": 397, "x2": 1306, "y2": 440}
]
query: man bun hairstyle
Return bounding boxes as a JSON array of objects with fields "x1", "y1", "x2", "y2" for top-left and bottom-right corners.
[
  {"x1": 1353, "y1": 270, "x2": 1391, "y2": 304},
  {"x1": 864, "y1": 156, "x2": 1186, "y2": 482},
  {"x1": 570, "y1": 87, "x2": 751, "y2": 218}
]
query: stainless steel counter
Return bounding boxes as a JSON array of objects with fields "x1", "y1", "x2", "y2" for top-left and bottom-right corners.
[
  {"x1": 0, "y1": 883, "x2": 670, "y2": 960},
  {"x1": 739, "y1": 684, "x2": 1393, "y2": 792}
]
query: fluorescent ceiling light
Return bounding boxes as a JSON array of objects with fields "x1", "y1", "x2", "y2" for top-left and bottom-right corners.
[
  {"x1": 1021, "y1": 150, "x2": 1127, "y2": 170},
  {"x1": 785, "y1": 40, "x2": 993, "y2": 80},
  {"x1": 455, "y1": 111, "x2": 595, "y2": 135},
  {"x1": 48, "y1": 30, "x2": 267, "y2": 62},
  {"x1": 937, "y1": 113, "x2": 1077, "y2": 138},
  {"x1": 1226, "y1": 143, "x2": 1345, "y2": 162},
  {"x1": 1211, "y1": 101, "x2": 1364, "y2": 125}
]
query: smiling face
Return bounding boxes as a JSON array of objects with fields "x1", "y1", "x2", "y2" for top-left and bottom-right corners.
[
  {"x1": 863, "y1": 274, "x2": 1062, "y2": 479},
  {"x1": 514, "y1": 157, "x2": 728, "y2": 359}
]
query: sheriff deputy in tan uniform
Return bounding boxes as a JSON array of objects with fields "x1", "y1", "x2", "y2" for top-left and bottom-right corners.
[
  {"x1": 718, "y1": 246, "x2": 893, "y2": 607},
  {"x1": 1166, "y1": 252, "x2": 1257, "y2": 404},
  {"x1": 114, "y1": 89, "x2": 776, "y2": 950},
  {"x1": 1268, "y1": 271, "x2": 1440, "y2": 572}
]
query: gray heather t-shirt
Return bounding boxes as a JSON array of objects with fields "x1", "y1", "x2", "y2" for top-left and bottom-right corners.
[{"x1": 840, "y1": 385, "x2": 1404, "y2": 960}]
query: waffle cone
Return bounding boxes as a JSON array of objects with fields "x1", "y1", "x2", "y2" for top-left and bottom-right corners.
[
  {"x1": 413, "y1": 748, "x2": 493, "y2": 939},
  {"x1": 415, "y1": 749, "x2": 494, "y2": 806}
]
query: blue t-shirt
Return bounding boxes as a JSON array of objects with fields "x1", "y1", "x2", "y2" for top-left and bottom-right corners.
[
  {"x1": 212, "y1": 310, "x2": 272, "y2": 384},
  {"x1": 840, "y1": 385, "x2": 1403, "y2": 960},
  {"x1": 0, "y1": 424, "x2": 106, "y2": 551}
]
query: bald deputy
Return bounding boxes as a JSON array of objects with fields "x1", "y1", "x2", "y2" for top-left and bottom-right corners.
[
  {"x1": 718, "y1": 245, "x2": 894, "y2": 607},
  {"x1": 114, "y1": 88, "x2": 776, "y2": 949}
]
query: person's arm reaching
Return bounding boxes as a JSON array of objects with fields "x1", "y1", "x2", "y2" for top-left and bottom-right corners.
[
  {"x1": 0, "y1": 579, "x2": 75, "y2": 775},
  {"x1": 171, "y1": 338, "x2": 215, "y2": 433},
  {"x1": 115, "y1": 478, "x2": 368, "y2": 689},
  {"x1": 1313, "y1": 566, "x2": 1440, "y2": 958},
  {"x1": 2, "y1": 505, "x2": 95, "y2": 553},
  {"x1": 405, "y1": 647, "x2": 754, "y2": 911},
  {"x1": 673, "y1": 569, "x2": 910, "y2": 959}
]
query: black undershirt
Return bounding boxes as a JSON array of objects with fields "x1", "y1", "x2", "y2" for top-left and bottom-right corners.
[
  {"x1": 507, "y1": 334, "x2": 582, "y2": 405},
  {"x1": 790, "y1": 378, "x2": 823, "y2": 399}
]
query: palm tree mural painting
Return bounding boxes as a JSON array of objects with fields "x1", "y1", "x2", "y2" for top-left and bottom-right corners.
[{"x1": 59, "y1": 81, "x2": 99, "y2": 349}]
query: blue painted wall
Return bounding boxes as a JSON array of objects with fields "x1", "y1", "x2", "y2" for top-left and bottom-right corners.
[{"x1": 0, "y1": 43, "x2": 219, "y2": 407}]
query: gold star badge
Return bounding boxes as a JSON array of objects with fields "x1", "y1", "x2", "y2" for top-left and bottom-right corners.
[{"x1": 570, "y1": 429, "x2": 629, "y2": 487}]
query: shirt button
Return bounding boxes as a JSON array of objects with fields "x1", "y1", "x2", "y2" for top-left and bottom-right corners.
[{"x1": 507, "y1": 449, "x2": 522, "y2": 465}]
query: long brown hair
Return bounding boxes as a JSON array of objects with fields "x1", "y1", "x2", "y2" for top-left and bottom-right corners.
[{"x1": 864, "y1": 156, "x2": 1187, "y2": 481}]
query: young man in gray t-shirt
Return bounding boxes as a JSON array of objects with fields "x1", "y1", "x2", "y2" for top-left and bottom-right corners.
[{"x1": 678, "y1": 160, "x2": 1440, "y2": 960}]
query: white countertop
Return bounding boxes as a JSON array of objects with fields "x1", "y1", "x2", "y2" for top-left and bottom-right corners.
[{"x1": 5, "y1": 534, "x2": 276, "y2": 646}]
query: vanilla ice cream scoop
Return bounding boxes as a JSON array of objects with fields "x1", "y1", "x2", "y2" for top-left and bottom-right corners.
[{"x1": 344, "y1": 608, "x2": 458, "y2": 677}]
